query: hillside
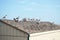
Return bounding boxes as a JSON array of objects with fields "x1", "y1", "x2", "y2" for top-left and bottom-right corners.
[{"x1": 1, "y1": 19, "x2": 60, "y2": 34}]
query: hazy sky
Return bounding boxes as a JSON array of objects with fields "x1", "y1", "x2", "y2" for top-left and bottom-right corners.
[{"x1": 0, "y1": 0, "x2": 60, "y2": 24}]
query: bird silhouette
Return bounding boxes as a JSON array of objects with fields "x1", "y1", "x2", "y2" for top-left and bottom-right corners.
[
  {"x1": 3, "y1": 15, "x2": 7, "y2": 18},
  {"x1": 16, "y1": 16, "x2": 19, "y2": 19}
]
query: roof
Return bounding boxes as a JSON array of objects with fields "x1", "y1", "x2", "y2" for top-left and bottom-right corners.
[{"x1": 0, "y1": 19, "x2": 60, "y2": 34}]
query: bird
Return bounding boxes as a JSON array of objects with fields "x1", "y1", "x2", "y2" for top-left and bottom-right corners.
[
  {"x1": 3, "y1": 15, "x2": 7, "y2": 18},
  {"x1": 16, "y1": 16, "x2": 19, "y2": 19}
]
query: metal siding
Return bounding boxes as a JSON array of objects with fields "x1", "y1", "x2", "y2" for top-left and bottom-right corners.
[
  {"x1": 0, "y1": 36, "x2": 27, "y2": 40},
  {"x1": 0, "y1": 22, "x2": 28, "y2": 40}
]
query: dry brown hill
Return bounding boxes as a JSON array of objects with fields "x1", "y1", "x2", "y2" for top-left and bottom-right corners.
[{"x1": 1, "y1": 19, "x2": 60, "y2": 34}]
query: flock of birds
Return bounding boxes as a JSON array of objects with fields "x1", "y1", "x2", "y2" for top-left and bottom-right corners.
[{"x1": 2, "y1": 15, "x2": 40, "y2": 22}]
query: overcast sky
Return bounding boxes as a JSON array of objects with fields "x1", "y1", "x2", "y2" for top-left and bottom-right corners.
[{"x1": 0, "y1": 0, "x2": 60, "y2": 24}]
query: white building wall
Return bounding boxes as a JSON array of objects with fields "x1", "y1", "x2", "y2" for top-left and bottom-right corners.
[{"x1": 30, "y1": 30, "x2": 60, "y2": 40}]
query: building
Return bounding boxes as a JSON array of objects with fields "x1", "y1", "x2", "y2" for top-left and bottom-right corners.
[
  {"x1": 30, "y1": 30, "x2": 60, "y2": 40},
  {"x1": 0, "y1": 19, "x2": 60, "y2": 40},
  {"x1": 0, "y1": 19, "x2": 29, "y2": 40}
]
